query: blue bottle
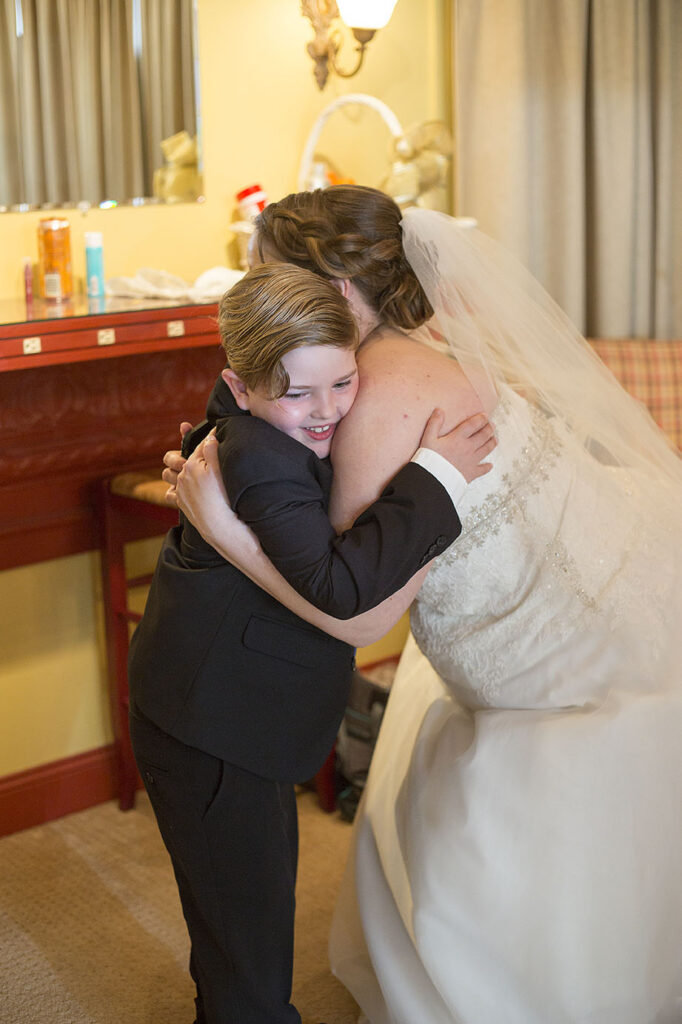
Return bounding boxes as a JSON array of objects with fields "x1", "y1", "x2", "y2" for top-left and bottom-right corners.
[{"x1": 85, "y1": 231, "x2": 105, "y2": 298}]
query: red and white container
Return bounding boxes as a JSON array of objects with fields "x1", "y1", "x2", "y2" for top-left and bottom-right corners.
[{"x1": 235, "y1": 184, "x2": 268, "y2": 222}]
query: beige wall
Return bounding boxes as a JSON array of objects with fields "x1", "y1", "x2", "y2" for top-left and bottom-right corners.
[
  {"x1": 0, "y1": 0, "x2": 448, "y2": 301},
  {"x1": 0, "y1": 0, "x2": 446, "y2": 776}
]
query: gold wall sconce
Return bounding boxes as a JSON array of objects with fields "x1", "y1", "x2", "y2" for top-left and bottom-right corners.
[{"x1": 301, "y1": 0, "x2": 399, "y2": 90}]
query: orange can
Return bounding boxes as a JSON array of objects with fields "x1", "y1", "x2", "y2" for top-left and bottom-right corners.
[{"x1": 37, "y1": 218, "x2": 73, "y2": 301}]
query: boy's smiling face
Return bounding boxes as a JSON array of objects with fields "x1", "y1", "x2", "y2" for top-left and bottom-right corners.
[{"x1": 223, "y1": 344, "x2": 359, "y2": 458}]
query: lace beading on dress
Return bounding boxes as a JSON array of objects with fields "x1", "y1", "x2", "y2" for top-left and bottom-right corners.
[{"x1": 410, "y1": 386, "x2": 673, "y2": 708}]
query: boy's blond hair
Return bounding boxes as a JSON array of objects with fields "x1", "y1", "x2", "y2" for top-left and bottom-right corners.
[{"x1": 218, "y1": 263, "x2": 358, "y2": 398}]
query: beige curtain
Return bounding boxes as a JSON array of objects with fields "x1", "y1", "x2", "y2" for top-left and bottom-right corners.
[
  {"x1": 0, "y1": 0, "x2": 22, "y2": 204},
  {"x1": 453, "y1": 0, "x2": 682, "y2": 338},
  {"x1": 137, "y1": 0, "x2": 197, "y2": 190},
  {"x1": 0, "y1": 0, "x2": 196, "y2": 209}
]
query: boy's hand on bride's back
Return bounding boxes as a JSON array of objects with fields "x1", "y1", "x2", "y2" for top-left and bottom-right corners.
[{"x1": 420, "y1": 409, "x2": 497, "y2": 483}]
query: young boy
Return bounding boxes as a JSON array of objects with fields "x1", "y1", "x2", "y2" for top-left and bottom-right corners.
[{"x1": 129, "y1": 263, "x2": 488, "y2": 1024}]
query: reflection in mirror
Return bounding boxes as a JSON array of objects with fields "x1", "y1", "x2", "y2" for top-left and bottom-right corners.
[{"x1": 0, "y1": 0, "x2": 202, "y2": 212}]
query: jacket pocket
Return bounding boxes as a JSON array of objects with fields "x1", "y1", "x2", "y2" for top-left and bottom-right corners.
[{"x1": 242, "y1": 614, "x2": 351, "y2": 671}]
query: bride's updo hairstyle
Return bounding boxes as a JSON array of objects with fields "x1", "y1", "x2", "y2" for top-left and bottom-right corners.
[{"x1": 255, "y1": 185, "x2": 433, "y2": 330}]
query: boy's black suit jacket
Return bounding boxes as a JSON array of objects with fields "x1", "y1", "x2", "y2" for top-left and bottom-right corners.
[{"x1": 129, "y1": 380, "x2": 461, "y2": 782}]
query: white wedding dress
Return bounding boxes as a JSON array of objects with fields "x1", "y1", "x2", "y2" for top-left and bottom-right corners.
[{"x1": 330, "y1": 384, "x2": 682, "y2": 1024}]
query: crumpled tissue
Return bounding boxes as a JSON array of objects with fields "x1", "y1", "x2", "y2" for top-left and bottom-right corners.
[{"x1": 106, "y1": 266, "x2": 245, "y2": 302}]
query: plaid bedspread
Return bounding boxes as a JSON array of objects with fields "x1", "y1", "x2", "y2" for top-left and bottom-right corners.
[{"x1": 589, "y1": 339, "x2": 682, "y2": 452}]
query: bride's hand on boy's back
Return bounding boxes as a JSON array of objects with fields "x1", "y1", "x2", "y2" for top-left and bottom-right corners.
[
  {"x1": 164, "y1": 432, "x2": 251, "y2": 557},
  {"x1": 162, "y1": 421, "x2": 193, "y2": 501},
  {"x1": 420, "y1": 409, "x2": 496, "y2": 482}
]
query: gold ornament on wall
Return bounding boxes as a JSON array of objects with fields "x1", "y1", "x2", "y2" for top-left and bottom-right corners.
[{"x1": 301, "y1": 0, "x2": 398, "y2": 90}]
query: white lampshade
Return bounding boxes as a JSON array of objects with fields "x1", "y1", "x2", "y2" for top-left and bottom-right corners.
[{"x1": 337, "y1": 0, "x2": 398, "y2": 30}]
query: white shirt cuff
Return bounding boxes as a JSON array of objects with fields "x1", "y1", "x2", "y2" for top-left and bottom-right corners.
[{"x1": 410, "y1": 447, "x2": 468, "y2": 508}]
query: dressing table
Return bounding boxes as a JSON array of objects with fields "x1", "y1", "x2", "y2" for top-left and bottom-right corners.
[{"x1": 0, "y1": 297, "x2": 224, "y2": 570}]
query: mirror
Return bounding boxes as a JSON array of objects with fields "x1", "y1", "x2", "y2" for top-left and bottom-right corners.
[{"x1": 0, "y1": 0, "x2": 202, "y2": 213}]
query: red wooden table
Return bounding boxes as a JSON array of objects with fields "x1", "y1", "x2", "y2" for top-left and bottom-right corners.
[{"x1": 0, "y1": 296, "x2": 224, "y2": 570}]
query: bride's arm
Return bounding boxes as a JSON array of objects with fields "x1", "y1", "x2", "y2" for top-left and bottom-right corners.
[{"x1": 171, "y1": 434, "x2": 427, "y2": 647}]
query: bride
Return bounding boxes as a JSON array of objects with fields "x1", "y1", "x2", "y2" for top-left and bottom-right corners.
[{"x1": 164, "y1": 186, "x2": 682, "y2": 1023}]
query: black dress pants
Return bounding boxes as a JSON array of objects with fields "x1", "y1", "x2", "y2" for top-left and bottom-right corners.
[{"x1": 130, "y1": 706, "x2": 301, "y2": 1024}]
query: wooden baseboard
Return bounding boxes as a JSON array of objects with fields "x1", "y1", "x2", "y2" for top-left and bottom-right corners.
[
  {"x1": 0, "y1": 745, "x2": 121, "y2": 837},
  {"x1": 0, "y1": 661, "x2": 402, "y2": 838}
]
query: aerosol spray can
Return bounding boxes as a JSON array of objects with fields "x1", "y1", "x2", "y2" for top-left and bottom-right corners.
[{"x1": 85, "y1": 232, "x2": 105, "y2": 298}]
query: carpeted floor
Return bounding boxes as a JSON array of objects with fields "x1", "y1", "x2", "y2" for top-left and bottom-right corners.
[{"x1": 0, "y1": 788, "x2": 360, "y2": 1024}]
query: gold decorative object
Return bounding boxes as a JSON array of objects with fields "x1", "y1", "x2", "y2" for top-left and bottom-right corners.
[
  {"x1": 152, "y1": 131, "x2": 203, "y2": 204},
  {"x1": 381, "y1": 120, "x2": 453, "y2": 207},
  {"x1": 297, "y1": 94, "x2": 452, "y2": 208}
]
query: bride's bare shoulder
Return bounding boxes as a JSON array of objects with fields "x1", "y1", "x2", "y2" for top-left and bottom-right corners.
[
  {"x1": 356, "y1": 324, "x2": 497, "y2": 415},
  {"x1": 358, "y1": 326, "x2": 448, "y2": 378},
  {"x1": 359, "y1": 325, "x2": 430, "y2": 357},
  {"x1": 358, "y1": 325, "x2": 469, "y2": 391}
]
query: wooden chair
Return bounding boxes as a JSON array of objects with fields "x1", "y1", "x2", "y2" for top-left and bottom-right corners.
[{"x1": 99, "y1": 471, "x2": 177, "y2": 810}]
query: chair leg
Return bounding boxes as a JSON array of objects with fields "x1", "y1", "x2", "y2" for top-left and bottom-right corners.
[
  {"x1": 99, "y1": 488, "x2": 139, "y2": 811},
  {"x1": 117, "y1": 697, "x2": 139, "y2": 811},
  {"x1": 314, "y1": 744, "x2": 337, "y2": 813}
]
